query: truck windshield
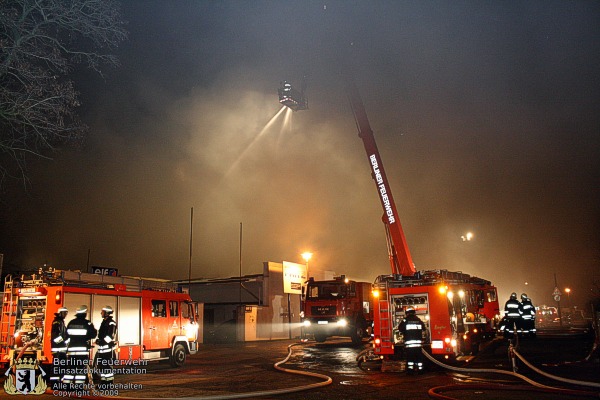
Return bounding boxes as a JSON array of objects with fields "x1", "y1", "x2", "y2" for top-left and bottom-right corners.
[{"x1": 307, "y1": 284, "x2": 347, "y2": 300}]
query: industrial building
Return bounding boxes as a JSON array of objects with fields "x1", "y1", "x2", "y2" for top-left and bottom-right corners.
[{"x1": 178, "y1": 261, "x2": 332, "y2": 343}]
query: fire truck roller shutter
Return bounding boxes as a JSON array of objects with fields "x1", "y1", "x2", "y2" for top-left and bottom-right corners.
[
  {"x1": 92, "y1": 295, "x2": 118, "y2": 336},
  {"x1": 64, "y1": 293, "x2": 124, "y2": 340},
  {"x1": 117, "y1": 297, "x2": 141, "y2": 346},
  {"x1": 63, "y1": 293, "x2": 91, "y2": 323}
]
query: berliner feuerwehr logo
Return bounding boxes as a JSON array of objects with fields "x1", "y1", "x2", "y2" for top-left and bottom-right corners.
[{"x1": 3, "y1": 354, "x2": 47, "y2": 395}]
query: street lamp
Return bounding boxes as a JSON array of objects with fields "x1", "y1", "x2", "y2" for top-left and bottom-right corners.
[
  {"x1": 565, "y1": 287, "x2": 571, "y2": 307},
  {"x1": 300, "y1": 252, "x2": 313, "y2": 342},
  {"x1": 461, "y1": 232, "x2": 474, "y2": 242},
  {"x1": 301, "y1": 252, "x2": 313, "y2": 278}
]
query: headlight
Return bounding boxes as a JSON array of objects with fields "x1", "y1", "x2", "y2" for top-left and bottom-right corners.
[
  {"x1": 186, "y1": 324, "x2": 198, "y2": 340},
  {"x1": 337, "y1": 319, "x2": 348, "y2": 327},
  {"x1": 303, "y1": 320, "x2": 311, "y2": 327}
]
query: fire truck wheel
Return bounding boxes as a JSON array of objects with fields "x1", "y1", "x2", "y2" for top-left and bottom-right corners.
[
  {"x1": 351, "y1": 319, "x2": 366, "y2": 345},
  {"x1": 170, "y1": 344, "x2": 187, "y2": 367},
  {"x1": 471, "y1": 341, "x2": 480, "y2": 355}
]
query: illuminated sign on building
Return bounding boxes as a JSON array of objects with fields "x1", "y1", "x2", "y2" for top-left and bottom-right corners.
[
  {"x1": 91, "y1": 266, "x2": 119, "y2": 276},
  {"x1": 282, "y1": 261, "x2": 307, "y2": 294}
]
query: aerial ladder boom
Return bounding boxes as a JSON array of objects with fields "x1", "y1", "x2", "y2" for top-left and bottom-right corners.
[{"x1": 345, "y1": 79, "x2": 416, "y2": 277}]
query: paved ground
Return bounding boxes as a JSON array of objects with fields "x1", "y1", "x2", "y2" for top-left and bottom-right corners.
[{"x1": 0, "y1": 327, "x2": 598, "y2": 399}]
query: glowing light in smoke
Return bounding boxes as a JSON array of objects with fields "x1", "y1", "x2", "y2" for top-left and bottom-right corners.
[
  {"x1": 301, "y1": 252, "x2": 313, "y2": 263},
  {"x1": 461, "y1": 232, "x2": 474, "y2": 241}
]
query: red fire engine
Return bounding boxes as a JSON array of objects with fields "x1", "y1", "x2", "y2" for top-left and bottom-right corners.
[
  {"x1": 345, "y1": 78, "x2": 500, "y2": 361},
  {"x1": 302, "y1": 275, "x2": 373, "y2": 345},
  {"x1": 0, "y1": 268, "x2": 199, "y2": 367}
]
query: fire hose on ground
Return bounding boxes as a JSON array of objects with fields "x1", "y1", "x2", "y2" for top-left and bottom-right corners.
[
  {"x1": 171, "y1": 342, "x2": 333, "y2": 400},
  {"x1": 423, "y1": 346, "x2": 600, "y2": 399}
]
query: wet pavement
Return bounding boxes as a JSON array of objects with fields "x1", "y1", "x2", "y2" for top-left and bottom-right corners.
[{"x1": 0, "y1": 328, "x2": 598, "y2": 399}]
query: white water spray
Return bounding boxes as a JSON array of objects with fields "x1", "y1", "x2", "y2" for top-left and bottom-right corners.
[{"x1": 224, "y1": 106, "x2": 287, "y2": 178}]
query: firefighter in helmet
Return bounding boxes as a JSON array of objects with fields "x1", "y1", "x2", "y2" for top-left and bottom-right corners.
[
  {"x1": 94, "y1": 305, "x2": 118, "y2": 388},
  {"x1": 520, "y1": 293, "x2": 536, "y2": 338},
  {"x1": 65, "y1": 305, "x2": 97, "y2": 386},
  {"x1": 49, "y1": 307, "x2": 69, "y2": 386},
  {"x1": 503, "y1": 292, "x2": 522, "y2": 339},
  {"x1": 398, "y1": 306, "x2": 426, "y2": 374}
]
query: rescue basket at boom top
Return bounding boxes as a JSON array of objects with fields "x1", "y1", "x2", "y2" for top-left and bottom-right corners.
[{"x1": 278, "y1": 80, "x2": 308, "y2": 111}]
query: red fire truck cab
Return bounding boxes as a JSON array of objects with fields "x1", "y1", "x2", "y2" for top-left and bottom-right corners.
[
  {"x1": 0, "y1": 269, "x2": 199, "y2": 368},
  {"x1": 302, "y1": 276, "x2": 373, "y2": 345}
]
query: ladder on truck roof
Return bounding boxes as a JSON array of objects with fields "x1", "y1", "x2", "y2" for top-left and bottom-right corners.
[
  {"x1": 0, "y1": 276, "x2": 18, "y2": 351},
  {"x1": 61, "y1": 270, "x2": 180, "y2": 292},
  {"x1": 375, "y1": 270, "x2": 493, "y2": 289},
  {"x1": 10, "y1": 269, "x2": 181, "y2": 293},
  {"x1": 419, "y1": 270, "x2": 493, "y2": 286}
]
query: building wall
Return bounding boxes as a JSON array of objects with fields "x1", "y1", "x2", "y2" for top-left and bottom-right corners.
[
  {"x1": 187, "y1": 262, "x2": 302, "y2": 342},
  {"x1": 189, "y1": 278, "x2": 263, "y2": 304},
  {"x1": 263, "y1": 262, "x2": 301, "y2": 339}
]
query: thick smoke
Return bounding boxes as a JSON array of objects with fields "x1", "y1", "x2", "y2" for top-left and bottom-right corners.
[{"x1": 0, "y1": 2, "x2": 598, "y2": 309}]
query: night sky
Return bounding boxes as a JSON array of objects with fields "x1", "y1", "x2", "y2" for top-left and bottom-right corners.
[{"x1": 1, "y1": 1, "x2": 598, "y2": 308}]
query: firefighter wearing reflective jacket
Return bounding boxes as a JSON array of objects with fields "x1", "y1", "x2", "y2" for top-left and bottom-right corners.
[
  {"x1": 520, "y1": 293, "x2": 536, "y2": 338},
  {"x1": 50, "y1": 307, "x2": 69, "y2": 385},
  {"x1": 94, "y1": 306, "x2": 118, "y2": 387},
  {"x1": 65, "y1": 305, "x2": 97, "y2": 385},
  {"x1": 398, "y1": 307, "x2": 425, "y2": 374},
  {"x1": 503, "y1": 292, "x2": 522, "y2": 339}
]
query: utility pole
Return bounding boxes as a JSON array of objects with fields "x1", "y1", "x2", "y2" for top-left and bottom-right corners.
[
  {"x1": 239, "y1": 222, "x2": 243, "y2": 306},
  {"x1": 188, "y1": 207, "x2": 193, "y2": 292},
  {"x1": 86, "y1": 249, "x2": 91, "y2": 273}
]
